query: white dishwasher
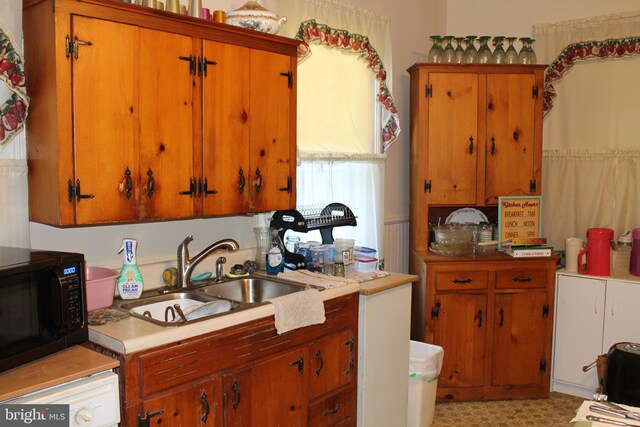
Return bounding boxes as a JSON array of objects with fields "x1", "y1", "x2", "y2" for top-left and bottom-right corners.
[{"x1": 2, "y1": 370, "x2": 120, "y2": 427}]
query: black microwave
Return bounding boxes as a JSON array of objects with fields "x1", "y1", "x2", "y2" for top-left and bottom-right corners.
[{"x1": 0, "y1": 246, "x2": 88, "y2": 372}]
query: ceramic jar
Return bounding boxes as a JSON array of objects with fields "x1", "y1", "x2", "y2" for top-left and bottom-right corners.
[{"x1": 225, "y1": 1, "x2": 287, "y2": 34}]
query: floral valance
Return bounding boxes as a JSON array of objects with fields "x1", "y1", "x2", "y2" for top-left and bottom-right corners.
[
  {"x1": 544, "y1": 37, "x2": 640, "y2": 115},
  {"x1": 0, "y1": 24, "x2": 28, "y2": 146},
  {"x1": 295, "y1": 19, "x2": 400, "y2": 153}
]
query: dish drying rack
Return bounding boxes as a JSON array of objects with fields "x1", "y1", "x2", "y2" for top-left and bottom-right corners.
[{"x1": 270, "y1": 203, "x2": 357, "y2": 270}]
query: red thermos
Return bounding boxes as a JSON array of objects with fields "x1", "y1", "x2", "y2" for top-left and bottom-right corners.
[{"x1": 577, "y1": 228, "x2": 614, "y2": 276}]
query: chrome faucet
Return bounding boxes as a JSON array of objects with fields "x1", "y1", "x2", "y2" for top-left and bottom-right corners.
[
  {"x1": 215, "y1": 256, "x2": 226, "y2": 283},
  {"x1": 177, "y1": 236, "x2": 239, "y2": 288}
]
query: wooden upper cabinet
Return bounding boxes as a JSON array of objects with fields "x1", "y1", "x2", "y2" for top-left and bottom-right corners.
[
  {"x1": 202, "y1": 40, "x2": 251, "y2": 216},
  {"x1": 138, "y1": 28, "x2": 200, "y2": 220},
  {"x1": 408, "y1": 64, "x2": 544, "y2": 209},
  {"x1": 426, "y1": 73, "x2": 478, "y2": 205},
  {"x1": 23, "y1": 0, "x2": 298, "y2": 226},
  {"x1": 249, "y1": 49, "x2": 295, "y2": 212},
  {"x1": 485, "y1": 73, "x2": 539, "y2": 204},
  {"x1": 71, "y1": 16, "x2": 139, "y2": 224}
]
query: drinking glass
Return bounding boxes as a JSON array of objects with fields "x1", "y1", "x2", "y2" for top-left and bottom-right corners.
[
  {"x1": 427, "y1": 35, "x2": 444, "y2": 63},
  {"x1": 477, "y1": 36, "x2": 492, "y2": 64},
  {"x1": 492, "y1": 36, "x2": 506, "y2": 64},
  {"x1": 454, "y1": 36, "x2": 465, "y2": 63},
  {"x1": 504, "y1": 37, "x2": 519, "y2": 64},
  {"x1": 519, "y1": 37, "x2": 536, "y2": 64},
  {"x1": 443, "y1": 36, "x2": 456, "y2": 63},
  {"x1": 463, "y1": 36, "x2": 478, "y2": 64}
]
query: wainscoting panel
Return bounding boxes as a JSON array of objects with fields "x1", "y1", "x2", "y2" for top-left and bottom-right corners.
[{"x1": 383, "y1": 218, "x2": 409, "y2": 273}]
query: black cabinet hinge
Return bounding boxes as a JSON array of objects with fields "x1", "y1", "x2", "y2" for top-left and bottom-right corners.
[
  {"x1": 138, "y1": 410, "x2": 165, "y2": 427},
  {"x1": 424, "y1": 180, "x2": 432, "y2": 193},
  {"x1": 431, "y1": 301, "x2": 440, "y2": 319},
  {"x1": 542, "y1": 304, "x2": 549, "y2": 318},
  {"x1": 426, "y1": 84, "x2": 433, "y2": 97},
  {"x1": 280, "y1": 71, "x2": 293, "y2": 88},
  {"x1": 539, "y1": 359, "x2": 547, "y2": 373},
  {"x1": 67, "y1": 179, "x2": 95, "y2": 203},
  {"x1": 279, "y1": 176, "x2": 292, "y2": 193},
  {"x1": 530, "y1": 179, "x2": 537, "y2": 193},
  {"x1": 532, "y1": 86, "x2": 539, "y2": 99}
]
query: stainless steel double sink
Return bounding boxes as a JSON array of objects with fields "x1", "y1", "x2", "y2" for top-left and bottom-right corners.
[{"x1": 115, "y1": 276, "x2": 310, "y2": 327}]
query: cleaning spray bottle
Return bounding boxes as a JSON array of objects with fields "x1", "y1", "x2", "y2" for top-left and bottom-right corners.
[{"x1": 116, "y1": 238, "x2": 144, "y2": 299}]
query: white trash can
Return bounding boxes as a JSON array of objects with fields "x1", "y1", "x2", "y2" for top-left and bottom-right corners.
[{"x1": 407, "y1": 341, "x2": 444, "y2": 427}]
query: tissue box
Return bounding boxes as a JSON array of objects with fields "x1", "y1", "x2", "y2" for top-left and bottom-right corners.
[{"x1": 85, "y1": 267, "x2": 118, "y2": 312}]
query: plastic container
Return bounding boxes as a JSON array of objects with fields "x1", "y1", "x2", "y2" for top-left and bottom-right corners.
[
  {"x1": 611, "y1": 231, "x2": 632, "y2": 278},
  {"x1": 408, "y1": 341, "x2": 444, "y2": 427},
  {"x1": 334, "y1": 238, "x2": 355, "y2": 266},
  {"x1": 85, "y1": 267, "x2": 118, "y2": 312},
  {"x1": 355, "y1": 255, "x2": 378, "y2": 273}
]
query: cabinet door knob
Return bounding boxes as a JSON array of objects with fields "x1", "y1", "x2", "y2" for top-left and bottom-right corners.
[{"x1": 468, "y1": 136, "x2": 474, "y2": 155}]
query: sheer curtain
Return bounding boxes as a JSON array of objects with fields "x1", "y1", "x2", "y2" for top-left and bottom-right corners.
[
  {"x1": 0, "y1": 2, "x2": 30, "y2": 247},
  {"x1": 264, "y1": 0, "x2": 393, "y2": 253},
  {"x1": 533, "y1": 11, "x2": 640, "y2": 248}
]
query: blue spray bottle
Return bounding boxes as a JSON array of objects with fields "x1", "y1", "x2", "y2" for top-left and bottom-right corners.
[{"x1": 116, "y1": 238, "x2": 144, "y2": 299}]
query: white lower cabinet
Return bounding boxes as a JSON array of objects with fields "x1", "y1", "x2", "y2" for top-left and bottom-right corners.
[{"x1": 552, "y1": 272, "x2": 640, "y2": 398}]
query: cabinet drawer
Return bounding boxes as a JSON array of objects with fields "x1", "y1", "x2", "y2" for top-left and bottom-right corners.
[
  {"x1": 309, "y1": 387, "x2": 354, "y2": 427},
  {"x1": 496, "y1": 269, "x2": 548, "y2": 289},
  {"x1": 435, "y1": 271, "x2": 488, "y2": 291}
]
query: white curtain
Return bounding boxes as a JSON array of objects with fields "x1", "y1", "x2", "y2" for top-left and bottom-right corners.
[
  {"x1": 0, "y1": 2, "x2": 29, "y2": 247},
  {"x1": 268, "y1": 0, "x2": 392, "y2": 256},
  {"x1": 533, "y1": 11, "x2": 640, "y2": 249},
  {"x1": 296, "y1": 152, "x2": 385, "y2": 251}
]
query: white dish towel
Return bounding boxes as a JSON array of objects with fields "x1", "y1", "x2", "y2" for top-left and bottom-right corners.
[{"x1": 267, "y1": 289, "x2": 326, "y2": 334}]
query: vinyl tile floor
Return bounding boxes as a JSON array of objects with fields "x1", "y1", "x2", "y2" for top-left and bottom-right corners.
[{"x1": 432, "y1": 392, "x2": 585, "y2": 426}]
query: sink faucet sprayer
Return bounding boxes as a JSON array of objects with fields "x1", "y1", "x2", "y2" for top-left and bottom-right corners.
[{"x1": 177, "y1": 236, "x2": 239, "y2": 288}]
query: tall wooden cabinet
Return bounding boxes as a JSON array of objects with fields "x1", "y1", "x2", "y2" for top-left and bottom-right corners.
[
  {"x1": 23, "y1": 0, "x2": 297, "y2": 226},
  {"x1": 408, "y1": 64, "x2": 552, "y2": 401}
]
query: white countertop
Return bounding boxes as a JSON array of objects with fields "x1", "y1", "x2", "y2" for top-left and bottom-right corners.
[{"x1": 89, "y1": 272, "x2": 417, "y2": 355}]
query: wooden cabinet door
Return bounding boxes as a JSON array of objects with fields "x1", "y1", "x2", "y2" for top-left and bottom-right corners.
[
  {"x1": 433, "y1": 293, "x2": 486, "y2": 388},
  {"x1": 426, "y1": 73, "x2": 478, "y2": 205},
  {"x1": 492, "y1": 291, "x2": 548, "y2": 386},
  {"x1": 309, "y1": 330, "x2": 355, "y2": 399},
  {"x1": 485, "y1": 73, "x2": 537, "y2": 203},
  {"x1": 138, "y1": 28, "x2": 199, "y2": 220},
  {"x1": 603, "y1": 280, "x2": 640, "y2": 351},
  {"x1": 553, "y1": 274, "x2": 604, "y2": 389},
  {"x1": 72, "y1": 16, "x2": 138, "y2": 224},
  {"x1": 202, "y1": 40, "x2": 250, "y2": 215},
  {"x1": 249, "y1": 49, "x2": 295, "y2": 212},
  {"x1": 140, "y1": 379, "x2": 219, "y2": 426},
  {"x1": 222, "y1": 347, "x2": 309, "y2": 427}
]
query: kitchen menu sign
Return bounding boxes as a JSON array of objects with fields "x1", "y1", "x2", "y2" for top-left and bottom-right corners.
[{"x1": 498, "y1": 196, "x2": 542, "y2": 242}]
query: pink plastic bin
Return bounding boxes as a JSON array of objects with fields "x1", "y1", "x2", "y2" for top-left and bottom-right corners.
[{"x1": 85, "y1": 267, "x2": 118, "y2": 312}]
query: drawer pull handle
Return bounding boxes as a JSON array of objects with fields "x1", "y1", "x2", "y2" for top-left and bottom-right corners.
[
  {"x1": 477, "y1": 309, "x2": 483, "y2": 328},
  {"x1": 200, "y1": 391, "x2": 210, "y2": 423},
  {"x1": 315, "y1": 349, "x2": 324, "y2": 376},
  {"x1": 499, "y1": 308, "x2": 504, "y2": 327},
  {"x1": 323, "y1": 403, "x2": 342, "y2": 416},
  {"x1": 512, "y1": 277, "x2": 532, "y2": 282},
  {"x1": 232, "y1": 380, "x2": 241, "y2": 412},
  {"x1": 452, "y1": 278, "x2": 472, "y2": 284}
]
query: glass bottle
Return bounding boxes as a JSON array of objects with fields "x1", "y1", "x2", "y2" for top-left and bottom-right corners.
[
  {"x1": 463, "y1": 35, "x2": 478, "y2": 64},
  {"x1": 427, "y1": 35, "x2": 444, "y2": 63},
  {"x1": 477, "y1": 36, "x2": 492, "y2": 64},
  {"x1": 492, "y1": 36, "x2": 506, "y2": 64},
  {"x1": 454, "y1": 36, "x2": 465, "y2": 64},
  {"x1": 504, "y1": 37, "x2": 519, "y2": 64},
  {"x1": 443, "y1": 36, "x2": 456, "y2": 63}
]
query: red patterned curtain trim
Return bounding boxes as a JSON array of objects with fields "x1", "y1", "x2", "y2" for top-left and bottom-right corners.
[
  {"x1": 295, "y1": 19, "x2": 400, "y2": 153},
  {"x1": 0, "y1": 24, "x2": 29, "y2": 146},
  {"x1": 544, "y1": 37, "x2": 640, "y2": 115}
]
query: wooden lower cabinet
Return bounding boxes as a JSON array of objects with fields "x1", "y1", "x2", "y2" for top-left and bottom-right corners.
[
  {"x1": 411, "y1": 252, "x2": 556, "y2": 401},
  {"x1": 91, "y1": 293, "x2": 358, "y2": 426}
]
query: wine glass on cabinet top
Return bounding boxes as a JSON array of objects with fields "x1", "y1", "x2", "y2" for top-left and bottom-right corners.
[
  {"x1": 454, "y1": 36, "x2": 466, "y2": 63},
  {"x1": 427, "y1": 35, "x2": 444, "y2": 63},
  {"x1": 477, "y1": 36, "x2": 492, "y2": 64},
  {"x1": 492, "y1": 36, "x2": 506, "y2": 64},
  {"x1": 504, "y1": 37, "x2": 519, "y2": 64},
  {"x1": 443, "y1": 36, "x2": 456, "y2": 63},
  {"x1": 463, "y1": 35, "x2": 479, "y2": 63}
]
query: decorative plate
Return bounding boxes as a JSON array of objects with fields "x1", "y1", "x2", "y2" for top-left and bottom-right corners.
[{"x1": 445, "y1": 207, "x2": 488, "y2": 225}]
